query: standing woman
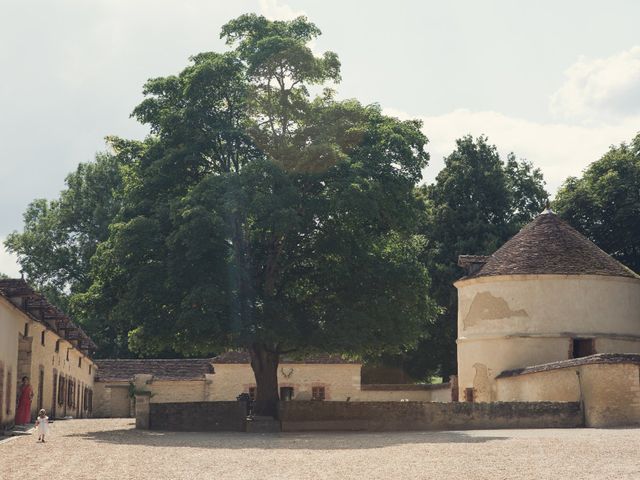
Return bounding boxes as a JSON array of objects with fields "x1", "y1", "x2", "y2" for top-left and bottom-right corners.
[{"x1": 15, "y1": 376, "x2": 34, "y2": 424}]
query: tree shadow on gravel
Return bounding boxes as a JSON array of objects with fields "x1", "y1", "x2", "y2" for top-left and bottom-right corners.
[{"x1": 66, "y1": 426, "x2": 508, "y2": 450}]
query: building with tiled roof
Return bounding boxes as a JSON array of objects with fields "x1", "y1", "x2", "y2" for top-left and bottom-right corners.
[
  {"x1": 455, "y1": 209, "x2": 640, "y2": 420},
  {"x1": 0, "y1": 279, "x2": 97, "y2": 429}
]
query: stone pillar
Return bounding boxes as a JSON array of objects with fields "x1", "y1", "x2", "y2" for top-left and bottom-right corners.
[
  {"x1": 134, "y1": 392, "x2": 151, "y2": 429},
  {"x1": 204, "y1": 374, "x2": 214, "y2": 401}
]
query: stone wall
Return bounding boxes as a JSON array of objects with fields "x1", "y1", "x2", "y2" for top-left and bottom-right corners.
[
  {"x1": 495, "y1": 357, "x2": 640, "y2": 427},
  {"x1": 148, "y1": 401, "x2": 247, "y2": 431},
  {"x1": 356, "y1": 383, "x2": 452, "y2": 402},
  {"x1": 279, "y1": 401, "x2": 582, "y2": 431}
]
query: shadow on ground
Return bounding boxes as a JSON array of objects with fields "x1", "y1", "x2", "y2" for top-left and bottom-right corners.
[{"x1": 65, "y1": 424, "x2": 508, "y2": 449}]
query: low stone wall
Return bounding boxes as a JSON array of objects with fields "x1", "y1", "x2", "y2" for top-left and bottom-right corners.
[
  {"x1": 279, "y1": 401, "x2": 582, "y2": 431},
  {"x1": 357, "y1": 383, "x2": 452, "y2": 402},
  {"x1": 148, "y1": 401, "x2": 247, "y2": 431}
]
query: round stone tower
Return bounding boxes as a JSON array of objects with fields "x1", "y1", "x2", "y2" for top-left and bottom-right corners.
[{"x1": 455, "y1": 209, "x2": 640, "y2": 402}]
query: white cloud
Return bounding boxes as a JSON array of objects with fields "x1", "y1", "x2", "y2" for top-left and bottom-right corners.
[
  {"x1": 550, "y1": 46, "x2": 640, "y2": 122},
  {"x1": 0, "y1": 241, "x2": 21, "y2": 278},
  {"x1": 385, "y1": 108, "x2": 640, "y2": 194},
  {"x1": 259, "y1": 0, "x2": 305, "y2": 20}
]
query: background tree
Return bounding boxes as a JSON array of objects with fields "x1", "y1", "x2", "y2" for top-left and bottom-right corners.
[
  {"x1": 554, "y1": 132, "x2": 640, "y2": 273},
  {"x1": 4, "y1": 152, "x2": 131, "y2": 356},
  {"x1": 404, "y1": 135, "x2": 548, "y2": 379},
  {"x1": 77, "y1": 14, "x2": 435, "y2": 414}
]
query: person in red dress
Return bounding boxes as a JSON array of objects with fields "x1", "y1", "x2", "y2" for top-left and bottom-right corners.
[{"x1": 15, "y1": 376, "x2": 34, "y2": 425}]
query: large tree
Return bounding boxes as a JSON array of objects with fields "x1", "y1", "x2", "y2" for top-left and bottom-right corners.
[
  {"x1": 4, "y1": 152, "x2": 132, "y2": 356},
  {"x1": 405, "y1": 135, "x2": 548, "y2": 379},
  {"x1": 78, "y1": 15, "x2": 435, "y2": 414},
  {"x1": 554, "y1": 132, "x2": 640, "y2": 273}
]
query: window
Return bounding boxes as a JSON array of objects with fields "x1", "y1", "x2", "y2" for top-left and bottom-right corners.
[
  {"x1": 464, "y1": 387, "x2": 474, "y2": 403},
  {"x1": 311, "y1": 386, "x2": 325, "y2": 401},
  {"x1": 572, "y1": 338, "x2": 595, "y2": 359},
  {"x1": 0, "y1": 362, "x2": 4, "y2": 421},
  {"x1": 67, "y1": 379, "x2": 75, "y2": 407},
  {"x1": 24, "y1": 323, "x2": 29, "y2": 338},
  {"x1": 248, "y1": 387, "x2": 257, "y2": 401},
  {"x1": 37, "y1": 367, "x2": 44, "y2": 411},
  {"x1": 6, "y1": 370, "x2": 12, "y2": 415},
  {"x1": 55, "y1": 340, "x2": 60, "y2": 353},
  {"x1": 280, "y1": 386, "x2": 294, "y2": 401},
  {"x1": 58, "y1": 376, "x2": 66, "y2": 406},
  {"x1": 89, "y1": 365, "x2": 92, "y2": 375},
  {"x1": 66, "y1": 349, "x2": 69, "y2": 361},
  {"x1": 41, "y1": 331, "x2": 46, "y2": 346},
  {"x1": 78, "y1": 357, "x2": 82, "y2": 368},
  {"x1": 51, "y1": 372, "x2": 57, "y2": 418}
]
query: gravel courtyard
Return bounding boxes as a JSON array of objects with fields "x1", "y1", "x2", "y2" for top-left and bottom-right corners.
[{"x1": 1, "y1": 419, "x2": 639, "y2": 479}]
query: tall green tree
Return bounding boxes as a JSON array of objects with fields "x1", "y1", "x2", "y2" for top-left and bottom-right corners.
[
  {"x1": 554, "y1": 132, "x2": 640, "y2": 273},
  {"x1": 80, "y1": 14, "x2": 435, "y2": 413},
  {"x1": 4, "y1": 152, "x2": 132, "y2": 356},
  {"x1": 406, "y1": 135, "x2": 548, "y2": 379}
]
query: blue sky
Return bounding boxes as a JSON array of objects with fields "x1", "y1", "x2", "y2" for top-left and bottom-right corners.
[{"x1": 1, "y1": 0, "x2": 640, "y2": 276}]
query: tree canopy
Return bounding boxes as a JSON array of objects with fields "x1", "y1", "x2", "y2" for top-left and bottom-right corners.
[
  {"x1": 554, "y1": 132, "x2": 640, "y2": 273},
  {"x1": 406, "y1": 135, "x2": 548, "y2": 378},
  {"x1": 61, "y1": 14, "x2": 436, "y2": 412}
]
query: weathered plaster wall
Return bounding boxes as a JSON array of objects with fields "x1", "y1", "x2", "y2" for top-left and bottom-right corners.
[
  {"x1": 495, "y1": 362, "x2": 640, "y2": 427},
  {"x1": 0, "y1": 297, "x2": 22, "y2": 428},
  {"x1": 579, "y1": 363, "x2": 640, "y2": 427},
  {"x1": 456, "y1": 274, "x2": 640, "y2": 401},
  {"x1": 355, "y1": 384, "x2": 451, "y2": 402},
  {"x1": 496, "y1": 369, "x2": 581, "y2": 402},
  {"x1": 211, "y1": 363, "x2": 362, "y2": 401}
]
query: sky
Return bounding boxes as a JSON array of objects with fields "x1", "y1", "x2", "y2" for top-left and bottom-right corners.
[{"x1": 1, "y1": 0, "x2": 639, "y2": 276}]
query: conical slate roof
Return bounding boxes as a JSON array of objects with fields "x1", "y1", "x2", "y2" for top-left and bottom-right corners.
[{"x1": 464, "y1": 210, "x2": 640, "y2": 280}]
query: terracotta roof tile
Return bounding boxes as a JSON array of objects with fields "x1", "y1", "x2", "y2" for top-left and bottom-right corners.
[
  {"x1": 497, "y1": 353, "x2": 640, "y2": 378},
  {"x1": 95, "y1": 358, "x2": 215, "y2": 382},
  {"x1": 461, "y1": 211, "x2": 640, "y2": 280}
]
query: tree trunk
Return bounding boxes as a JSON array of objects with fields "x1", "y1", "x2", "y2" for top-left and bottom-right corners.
[{"x1": 249, "y1": 343, "x2": 280, "y2": 417}]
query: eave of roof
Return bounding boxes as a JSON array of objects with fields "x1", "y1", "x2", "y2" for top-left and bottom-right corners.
[{"x1": 497, "y1": 353, "x2": 640, "y2": 378}]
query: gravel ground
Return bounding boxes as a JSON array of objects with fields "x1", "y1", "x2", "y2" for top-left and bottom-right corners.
[{"x1": 1, "y1": 419, "x2": 639, "y2": 480}]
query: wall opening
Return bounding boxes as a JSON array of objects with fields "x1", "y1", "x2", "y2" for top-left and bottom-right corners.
[
  {"x1": 280, "y1": 387, "x2": 294, "y2": 401},
  {"x1": 464, "y1": 387, "x2": 474, "y2": 403},
  {"x1": 572, "y1": 339, "x2": 595, "y2": 359},
  {"x1": 37, "y1": 366, "x2": 44, "y2": 412}
]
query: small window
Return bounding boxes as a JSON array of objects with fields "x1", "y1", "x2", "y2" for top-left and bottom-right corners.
[
  {"x1": 66, "y1": 349, "x2": 69, "y2": 361},
  {"x1": 78, "y1": 357, "x2": 82, "y2": 368},
  {"x1": 248, "y1": 387, "x2": 257, "y2": 401},
  {"x1": 24, "y1": 324, "x2": 29, "y2": 337},
  {"x1": 58, "y1": 377, "x2": 66, "y2": 406},
  {"x1": 280, "y1": 386, "x2": 294, "y2": 401},
  {"x1": 89, "y1": 365, "x2": 92, "y2": 375},
  {"x1": 311, "y1": 386, "x2": 325, "y2": 401},
  {"x1": 55, "y1": 340, "x2": 60, "y2": 353},
  {"x1": 41, "y1": 331, "x2": 46, "y2": 346},
  {"x1": 572, "y1": 339, "x2": 595, "y2": 359},
  {"x1": 464, "y1": 387, "x2": 474, "y2": 403}
]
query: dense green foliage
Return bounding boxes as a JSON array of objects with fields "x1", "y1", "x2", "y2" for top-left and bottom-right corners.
[
  {"x1": 554, "y1": 133, "x2": 640, "y2": 274},
  {"x1": 7, "y1": 14, "x2": 431, "y2": 408},
  {"x1": 5, "y1": 152, "x2": 132, "y2": 356},
  {"x1": 405, "y1": 136, "x2": 548, "y2": 378}
]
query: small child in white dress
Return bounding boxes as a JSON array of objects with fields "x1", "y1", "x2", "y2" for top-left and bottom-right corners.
[{"x1": 35, "y1": 409, "x2": 49, "y2": 443}]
